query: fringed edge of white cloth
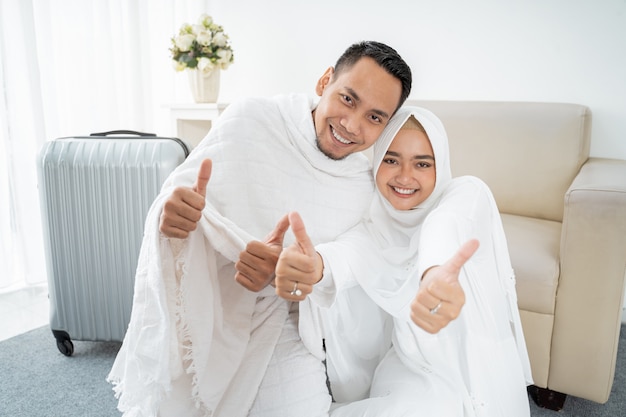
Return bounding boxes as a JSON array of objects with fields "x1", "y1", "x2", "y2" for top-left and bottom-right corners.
[
  {"x1": 107, "y1": 193, "x2": 180, "y2": 417},
  {"x1": 108, "y1": 193, "x2": 289, "y2": 416}
]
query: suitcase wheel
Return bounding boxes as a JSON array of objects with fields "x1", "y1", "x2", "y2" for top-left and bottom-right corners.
[
  {"x1": 52, "y1": 329, "x2": 75, "y2": 356},
  {"x1": 56, "y1": 338, "x2": 74, "y2": 356}
]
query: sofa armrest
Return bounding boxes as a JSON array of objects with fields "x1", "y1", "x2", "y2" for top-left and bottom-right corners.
[{"x1": 548, "y1": 157, "x2": 626, "y2": 402}]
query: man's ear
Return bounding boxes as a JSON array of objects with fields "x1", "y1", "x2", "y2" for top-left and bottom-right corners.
[{"x1": 315, "y1": 66, "x2": 334, "y2": 96}]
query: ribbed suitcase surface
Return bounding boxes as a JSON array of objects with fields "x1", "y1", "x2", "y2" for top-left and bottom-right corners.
[{"x1": 37, "y1": 131, "x2": 189, "y2": 355}]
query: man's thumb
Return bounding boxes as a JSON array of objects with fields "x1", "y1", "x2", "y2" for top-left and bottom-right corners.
[
  {"x1": 194, "y1": 159, "x2": 212, "y2": 198},
  {"x1": 266, "y1": 214, "x2": 290, "y2": 245},
  {"x1": 288, "y1": 211, "x2": 315, "y2": 256}
]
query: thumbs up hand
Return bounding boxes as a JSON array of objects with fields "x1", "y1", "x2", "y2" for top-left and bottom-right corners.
[
  {"x1": 160, "y1": 158, "x2": 212, "y2": 239},
  {"x1": 410, "y1": 239, "x2": 479, "y2": 334},
  {"x1": 275, "y1": 212, "x2": 324, "y2": 301},
  {"x1": 235, "y1": 214, "x2": 290, "y2": 292},
  {"x1": 192, "y1": 158, "x2": 212, "y2": 197}
]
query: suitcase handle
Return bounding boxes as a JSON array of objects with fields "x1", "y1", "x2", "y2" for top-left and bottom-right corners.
[
  {"x1": 89, "y1": 130, "x2": 157, "y2": 137},
  {"x1": 87, "y1": 130, "x2": 191, "y2": 158}
]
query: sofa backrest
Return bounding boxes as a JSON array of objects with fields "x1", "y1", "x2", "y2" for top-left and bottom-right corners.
[{"x1": 405, "y1": 100, "x2": 591, "y2": 222}]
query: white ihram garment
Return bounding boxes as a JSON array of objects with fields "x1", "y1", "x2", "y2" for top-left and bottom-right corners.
[
  {"x1": 107, "y1": 94, "x2": 374, "y2": 417},
  {"x1": 318, "y1": 106, "x2": 533, "y2": 416}
]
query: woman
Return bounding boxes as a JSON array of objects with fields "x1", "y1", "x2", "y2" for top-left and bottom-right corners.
[{"x1": 301, "y1": 106, "x2": 533, "y2": 416}]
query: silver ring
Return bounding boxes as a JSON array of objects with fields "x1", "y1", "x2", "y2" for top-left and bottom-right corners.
[
  {"x1": 429, "y1": 301, "x2": 442, "y2": 315},
  {"x1": 290, "y1": 282, "x2": 302, "y2": 297}
]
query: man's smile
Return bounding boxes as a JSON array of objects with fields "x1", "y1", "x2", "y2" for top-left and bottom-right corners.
[{"x1": 331, "y1": 127, "x2": 354, "y2": 145}]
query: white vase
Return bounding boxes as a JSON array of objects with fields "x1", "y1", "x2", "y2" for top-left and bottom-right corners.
[{"x1": 187, "y1": 68, "x2": 220, "y2": 103}]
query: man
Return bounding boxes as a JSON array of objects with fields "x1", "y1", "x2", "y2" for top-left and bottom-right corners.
[{"x1": 109, "y1": 41, "x2": 412, "y2": 417}]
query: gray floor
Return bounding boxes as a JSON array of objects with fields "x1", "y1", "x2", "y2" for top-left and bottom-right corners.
[{"x1": 1, "y1": 285, "x2": 624, "y2": 416}]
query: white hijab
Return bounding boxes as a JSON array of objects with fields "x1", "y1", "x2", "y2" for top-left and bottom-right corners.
[
  {"x1": 349, "y1": 106, "x2": 453, "y2": 317},
  {"x1": 367, "y1": 106, "x2": 451, "y2": 263}
]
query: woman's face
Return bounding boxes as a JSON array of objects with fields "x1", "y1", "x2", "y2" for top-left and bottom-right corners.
[{"x1": 375, "y1": 128, "x2": 436, "y2": 210}]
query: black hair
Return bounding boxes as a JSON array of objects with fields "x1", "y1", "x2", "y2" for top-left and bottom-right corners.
[{"x1": 334, "y1": 41, "x2": 412, "y2": 112}]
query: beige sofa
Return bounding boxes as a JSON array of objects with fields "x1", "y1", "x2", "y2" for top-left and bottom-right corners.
[{"x1": 406, "y1": 100, "x2": 626, "y2": 409}]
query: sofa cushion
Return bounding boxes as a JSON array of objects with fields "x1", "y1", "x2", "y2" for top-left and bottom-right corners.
[{"x1": 501, "y1": 213, "x2": 561, "y2": 315}]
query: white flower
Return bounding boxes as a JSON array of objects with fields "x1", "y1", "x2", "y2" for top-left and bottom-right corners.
[
  {"x1": 174, "y1": 34, "x2": 195, "y2": 52},
  {"x1": 217, "y1": 49, "x2": 232, "y2": 66},
  {"x1": 197, "y1": 57, "x2": 214, "y2": 72},
  {"x1": 172, "y1": 60, "x2": 187, "y2": 72},
  {"x1": 198, "y1": 14, "x2": 213, "y2": 27},
  {"x1": 212, "y1": 32, "x2": 228, "y2": 48},
  {"x1": 191, "y1": 24, "x2": 204, "y2": 35},
  {"x1": 196, "y1": 31, "x2": 213, "y2": 46}
]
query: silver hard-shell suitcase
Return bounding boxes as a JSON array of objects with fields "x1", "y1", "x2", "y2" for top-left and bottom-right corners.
[{"x1": 37, "y1": 130, "x2": 189, "y2": 356}]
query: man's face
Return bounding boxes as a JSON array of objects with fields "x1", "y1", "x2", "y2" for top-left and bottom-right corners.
[{"x1": 312, "y1": 57, "x2": 403, "y2": 160}]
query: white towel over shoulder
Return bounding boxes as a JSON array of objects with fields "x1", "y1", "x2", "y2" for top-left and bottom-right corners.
[{"x1": 108, "y1": 94, "x2": 374, "y2": 417}]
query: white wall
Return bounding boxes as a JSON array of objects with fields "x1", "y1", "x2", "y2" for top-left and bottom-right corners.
[{"x1": 164, "y1": 0, "x2": 626, "y2": 160}]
